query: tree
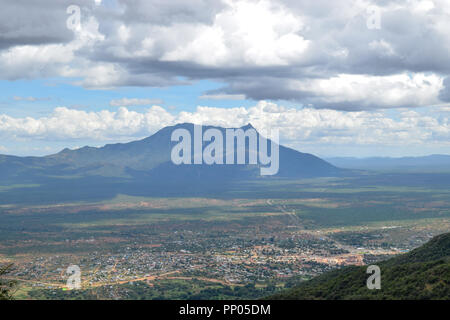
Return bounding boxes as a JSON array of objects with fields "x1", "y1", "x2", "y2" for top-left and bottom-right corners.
[{"x1": 0, "y1": 264, "x2": 16, "y2": 300}]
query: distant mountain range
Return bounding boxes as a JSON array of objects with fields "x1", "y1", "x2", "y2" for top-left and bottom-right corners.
[
  {"x1": 326, "y1": 155, "x2": 450, "y2": 172},
  {"x1": 269, "y1": 232, "x2": 450, "y2": 300},
  {"x1": 0, "y1": 123, "x2": 343, "y2": 180},
  {"x1": 0, "y1": 123, "x2": 346, "y2": 202}
]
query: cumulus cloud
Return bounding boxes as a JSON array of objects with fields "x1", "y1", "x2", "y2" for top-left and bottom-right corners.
[
  {"x1": 1, "y1": 0, "x2": 450, "y2": 110},
  {"x1": 0, "y1": 102, "x2": 448, "y2": 151},
  {"x1": 0, "y1": 105, "x2": 172, "y2": 141},
  {"x1": 287, "y1": 73, "x2": 444, "y2": 110},
  {"x1": 109, "y1": 98, "x2": 164, "y2": 107}
]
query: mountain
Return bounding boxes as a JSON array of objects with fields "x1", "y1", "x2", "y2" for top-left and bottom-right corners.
[
  {"x1": 268, "y1": 232, "x2": 450, "y2": 300},
  {"x1": 0, "y1": 123, "x2": 344, "y2": 180},
  {"x1": 326, "y1": 155, "x2": 450, "y2": 172},
  {"x1": 0, "y1": 123, "x2": 347, "y2": 202}
]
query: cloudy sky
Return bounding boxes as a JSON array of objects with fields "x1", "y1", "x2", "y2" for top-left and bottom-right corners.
[{"x1": 1, "y1": 0, "x2": 449, "y2": 157}]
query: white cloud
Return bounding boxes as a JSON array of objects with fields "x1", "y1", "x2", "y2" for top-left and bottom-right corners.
[
  {"x1": 290, "y1": 73, "x2": 444, "y2": 109},
  {"x1": 109, "y1": 98, "x2": 164, "y2": 107},
  {"x1": 0, "y1": 106, "x2": 173, "y2": 141},
  {"x1": 0, "y1": 102, "x2": 448, "y2": 151},
  {"x1": 0, "y1": 145, "x2": 7, "y2": 152},
  {"x1": 160, "y1": 0, "x2": 309, "y2": 66}
]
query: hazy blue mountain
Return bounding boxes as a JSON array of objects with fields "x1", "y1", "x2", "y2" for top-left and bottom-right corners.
[
  {"x1": 326, "y1": 155, "x2": 450, "y2": 172},
  {"x1": 0, "y1": 123, "x2": 344, "y2": 182},
  {"x1": 0, "y1": 123, "x2": 350, "y2": 203}
]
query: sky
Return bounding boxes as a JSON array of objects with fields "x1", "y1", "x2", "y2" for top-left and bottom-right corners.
[{"x1": 0, "y1": 0, "x2": 450, "y2": 158}]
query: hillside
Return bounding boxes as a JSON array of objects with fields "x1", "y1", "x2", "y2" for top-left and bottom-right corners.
[{"x1": 268, "y1": 232, "x2": 450, "y2": 300}]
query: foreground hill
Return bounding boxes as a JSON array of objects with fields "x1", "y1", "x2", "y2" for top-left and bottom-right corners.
[{"x1": 268, "y1": 232, "x2": 450, "y2": 300}]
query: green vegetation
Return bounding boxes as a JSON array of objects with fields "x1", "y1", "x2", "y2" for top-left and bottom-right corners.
[
  {"x1": 1, "y1": 173, "x2": 449, "y2": 300},
  {"x1": 26, "y1": 279, "x2": 285, "y2": 300},
  {"x1": 0, "y1": 264, "x2": 16, "y2": 300},
  {"x1": 268, "y1": 232, "x2": 450, "y2": 300}
]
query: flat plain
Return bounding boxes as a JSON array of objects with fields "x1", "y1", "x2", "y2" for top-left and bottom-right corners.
[{"x1": 1, "y1": 173, "x2": 449, "y2": 299}]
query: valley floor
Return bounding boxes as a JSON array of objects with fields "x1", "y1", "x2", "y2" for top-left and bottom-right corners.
[{"x1": 1, "y1": 176, "x2": 450, "y2": 299}]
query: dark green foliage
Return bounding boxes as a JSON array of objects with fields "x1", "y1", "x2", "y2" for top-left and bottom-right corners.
[
  {"x1": 0, "y1": 264, "x2": 16, "y2": 300},
  {"x1": 389, "y1": 232, "x2": 450, "y2": 264},
  {"x1": 27, "y1": 279, "x2": 281, "y2": 300},
  {"x1": 268, "y1": 233, "x2": 450, "y2": 300}
]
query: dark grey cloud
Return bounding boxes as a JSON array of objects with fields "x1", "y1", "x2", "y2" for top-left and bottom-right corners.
[
  {"x1": 118, "y1": 0, "x2": 227, "y2": 26},
  {"x1": 1, "y1": 0, "x2": 450, "y2": 111},
  {"x1": 0, "y1": 0, "x2": 84, "y2": 50}
]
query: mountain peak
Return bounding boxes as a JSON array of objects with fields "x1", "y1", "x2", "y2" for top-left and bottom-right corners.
[
  {"x1": 1, "y1": 123, "x2": 344, "y2": 183},
  {"x1": 155, "y1": 122, "x2": 257, "y2": 133},
  {"x1": 241, "y1": 123, "x2": 255, "y2": 130}
]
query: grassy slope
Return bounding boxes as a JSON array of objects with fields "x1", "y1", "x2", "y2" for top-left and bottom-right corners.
[{"x1": 268, "y1": 232, "x2": 450, "y2": 300}]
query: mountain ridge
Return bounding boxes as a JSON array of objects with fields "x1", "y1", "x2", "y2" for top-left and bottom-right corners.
[
  {"x1": 0, "y1": 123, "x2": 345, "y2": 182},
  {"x1": 326, "y1": 154, "x2": 450, "y2": 172}
]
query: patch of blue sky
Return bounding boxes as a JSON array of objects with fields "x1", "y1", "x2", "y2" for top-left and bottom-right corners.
[{"x1": 0, "y1": 79, "x2": 258, "y2": 118}]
